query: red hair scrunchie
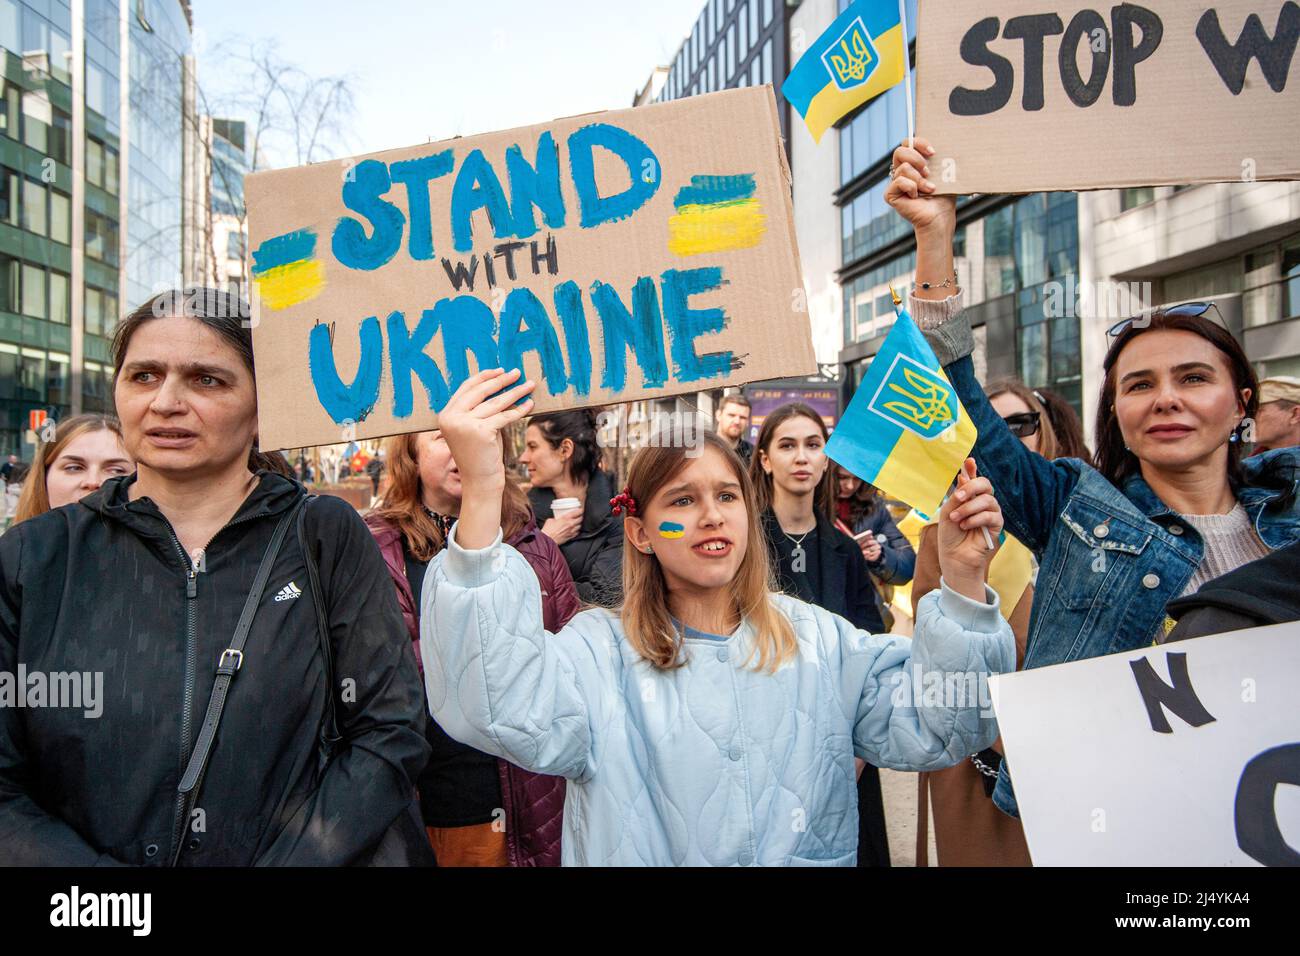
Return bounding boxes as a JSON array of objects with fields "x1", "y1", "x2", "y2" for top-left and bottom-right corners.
[{"x1": 609, "y1": 488, "x2": 638, "y2": 517}]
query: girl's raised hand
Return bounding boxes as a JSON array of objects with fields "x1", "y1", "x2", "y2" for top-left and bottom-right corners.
[
  {"x1": 437, "y1": 367, "x2": 536, "y2": 488},
  {"x1": 936, "y1": 458, "x2": 1002, "y2": 603}
]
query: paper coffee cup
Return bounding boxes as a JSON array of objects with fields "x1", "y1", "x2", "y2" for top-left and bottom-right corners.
[{"x1": 551, "y1": 497, "x2": 581, "y2": 517}]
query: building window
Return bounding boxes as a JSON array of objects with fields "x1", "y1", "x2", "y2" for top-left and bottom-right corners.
[
  {"x1": 0, "y1": 167, "x2": 17, "y2": 226},
  {"x1": 762, "y1": 38, "x2": 772, "y2": 84},
  {"x1": 0, "y1": 80, "x2": 18, "y2": 140},
  {"x1": 1121, "y1": 187, "x2": 1155, "y2": 210},
  {"x1": 21, "y1": 263, "x2": 44, "y2": 318},
  {"x1": 227, "y1": 231, "x2": 245, "y2": 261},
  {"x1": 47, "y1": 352, "x2": 69, "y2": 407},
  {"x1": 750, "y1": 56, "x2": 760, "y2": 87},
  {"x1": 739, "y1": 2, "x2": 748, "y2": 55},
  {"x1": 49, "y1": 270, "x2": 68, "y2": 324},
  {"x1": 0, "y1": 253, "x2": 16, "y2": 312},
  {"x1": 50, "y1": 107, "x2": 71, "y2": 165},
  {"x1": 86, "y1": 209, "x2": 119, "y2": 265},
  {"x1": 17, "y1": 349, "x2": 44, "y2": 401},
  {"x1": 87, "y1": 137, "x2": 105, "y2": 188},
  {"x1": 49, "y1": 189, "x2": 69, "y2": 244},
  {"x1": 22, "y1": 177, "x2": 45, "y2": 236},
  {"x1": 749, "y1": 0, "x2": 759, "y2": 39}
]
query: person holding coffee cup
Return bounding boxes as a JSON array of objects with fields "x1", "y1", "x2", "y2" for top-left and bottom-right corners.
[{"x1": 519, "y1": 409, "x2": 624, "y2": 607}]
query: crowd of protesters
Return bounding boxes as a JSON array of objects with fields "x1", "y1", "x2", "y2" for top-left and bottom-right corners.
[{"x1": 0, "y1": 135, "x2": 1297, "y2": 865}]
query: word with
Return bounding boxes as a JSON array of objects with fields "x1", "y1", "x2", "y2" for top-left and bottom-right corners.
[
  {"x1": 0, "y1": 666, "x2": 102, "y2": 718},
  {"x1": 332, "y1": 124, "x2": 660, "y2": 269},
  {"x1": 441, "y1": 236, "x2": 559, "y2": 292},
  {"x1": 309, "y1": 266, "x2": 737, "y2": 424},
  {"x1": 950, "y1": 4, "x2": 1299, "y2": 115},
  {"x1": 50, "y1": 886, "x2": 151, "y2": 936}
]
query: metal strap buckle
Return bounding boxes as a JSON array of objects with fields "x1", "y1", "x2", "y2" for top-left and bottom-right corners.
[{"x1": 219, "y1": 649, "x2": 244, "y2": 672}]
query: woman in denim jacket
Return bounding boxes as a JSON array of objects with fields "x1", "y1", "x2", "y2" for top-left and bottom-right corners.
[{"x1": 885, "y1": 137, "x2": 1300, "y2": 817}]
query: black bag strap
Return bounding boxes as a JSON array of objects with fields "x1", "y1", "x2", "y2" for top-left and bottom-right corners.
[
  {"x1": 172, "y1": 495, "x2": 305, "y2": 865},
  {"x1": 297, "y1": 495, "x2": 342, "y2": 763}
]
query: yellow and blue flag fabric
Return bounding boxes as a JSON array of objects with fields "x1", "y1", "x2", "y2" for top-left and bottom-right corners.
[
  {"x1": 826, "y1": 303, "x2": 977, "y2": 519},
  {"x1": 782, "y1": 0, "x2": 908, "y2": 143}
]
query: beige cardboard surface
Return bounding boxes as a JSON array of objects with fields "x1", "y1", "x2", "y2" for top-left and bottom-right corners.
[
  {"x1": 244, "y1": 86, "x2": 815, "y2": 451},
  {"x1": 917, "y1": 1, "x2": 1300, "y2": 194}
]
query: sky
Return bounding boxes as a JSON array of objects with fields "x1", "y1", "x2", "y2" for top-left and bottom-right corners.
[{"x1": 192, "y1": 0, "x2": 706, "y2": 167}]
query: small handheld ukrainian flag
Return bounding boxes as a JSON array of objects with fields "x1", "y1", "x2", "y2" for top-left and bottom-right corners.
[
  {"x1": 826, "y1": 292, "x2": 977, "y2": 519},
  {"x1": 782, "y1": 0, "x2": 909, "y2": 143}
]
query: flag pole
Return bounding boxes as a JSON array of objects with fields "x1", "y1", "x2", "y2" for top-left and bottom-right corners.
[{"x1": 899, "y1": 0, "x2": 915, "y2": 150}]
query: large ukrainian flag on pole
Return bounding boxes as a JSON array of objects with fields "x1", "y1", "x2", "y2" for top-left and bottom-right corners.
[
  {"x1": 782, "y1": 0, "x2": 908, "y2": 143},
  {"x1": 826, "y1": 296, "x2": 977, "y2": 519}
]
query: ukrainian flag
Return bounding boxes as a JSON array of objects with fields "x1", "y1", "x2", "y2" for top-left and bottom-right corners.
[
  {"x1": 826, "y1": 301, "x2": 977, "y2": 519},
  {"x1": 782, "y1": 0, "x2": 907, "y2": 143},
  {"x1": 251, "y1": 228, "x2": 326, "y2": 311}
]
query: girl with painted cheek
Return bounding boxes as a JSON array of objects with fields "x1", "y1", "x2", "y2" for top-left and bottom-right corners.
[
  {"x1": 10, "y1": 415, "x2": 133, "y2": 527},
  {"x1": 422, "y1": 367, "x2": 1015, "y2": 867}
]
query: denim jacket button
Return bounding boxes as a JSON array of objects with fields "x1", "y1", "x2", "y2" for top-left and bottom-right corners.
[
  {"x1": 1169, "y1": 524, "x2": 1184, "y2": 535},
  {"x1": 1142, "y1": 573, "x2": 1160, "y2": 589},
  {"x1": 1093, "y1": 524, "x2": 1109, "y2": 538}
]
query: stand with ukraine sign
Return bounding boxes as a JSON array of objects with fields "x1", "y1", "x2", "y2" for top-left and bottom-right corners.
[{"x1": 782, "y1": 0, "x2": 911, "y2": 143}]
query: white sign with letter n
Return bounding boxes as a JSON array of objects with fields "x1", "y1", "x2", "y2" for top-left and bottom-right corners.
[{"x1": 989, "y1": 622, "x2": 1300, "y2": 866}]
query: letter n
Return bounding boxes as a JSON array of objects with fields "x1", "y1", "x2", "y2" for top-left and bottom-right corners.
[{"x1": 1128, "y1": 652, "x2": 1215, "y2": 734}]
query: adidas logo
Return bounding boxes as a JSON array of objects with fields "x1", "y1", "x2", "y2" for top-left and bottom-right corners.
[{"x1": 274, "y1": 581, "x2": 303, "y2": 602}]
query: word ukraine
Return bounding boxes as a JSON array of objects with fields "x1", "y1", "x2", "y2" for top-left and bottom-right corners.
[{"x1": 260, "y1": 125, "x2": 741, "y2": 426}]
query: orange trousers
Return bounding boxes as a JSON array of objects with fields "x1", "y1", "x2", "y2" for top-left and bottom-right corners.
[{"x1": 426, "y1": 822, "x2": 508, "y2": 867}]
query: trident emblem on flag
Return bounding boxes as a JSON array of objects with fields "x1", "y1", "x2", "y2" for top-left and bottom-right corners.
[
  {"x1": 822, "y1": 17, "x2": 878, "y2": 90},
  {"x1": 868, "y1": 354, "x2": 959, "y2": 439}
]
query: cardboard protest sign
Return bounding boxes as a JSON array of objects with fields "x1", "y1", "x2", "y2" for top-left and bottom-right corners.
[
  {"x1": 988, "y1": 623, "x2": 1300, "y2": 865},
  {"x1": 244, "y1": 87, "x2": 815, "y2": 450},
  {"x1": 916, "y1": 1, "x2": 1300, "y2": 194}
]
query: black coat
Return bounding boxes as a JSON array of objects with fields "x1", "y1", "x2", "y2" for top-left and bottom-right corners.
[
  {"x1": 529, "y1": 469, "x2": 624, "y2": 608},
  {"x1": 760, "y1": 508, "x2": 884, "y2": 634},
  {"x1": 0, "y1": 471, "x2": 430, "y2": 866},
  {"x1": 1166, "y1": 541, "x2": 1300, "y2": 641}
]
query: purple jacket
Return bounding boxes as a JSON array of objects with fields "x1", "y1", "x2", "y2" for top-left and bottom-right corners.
[{"x1": 365, "y1": 512, "x2": 581, "y2": 866}]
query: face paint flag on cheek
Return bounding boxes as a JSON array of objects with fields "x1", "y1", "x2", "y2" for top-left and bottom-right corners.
[{"x1": 658, "y1": 522, "x2": 685, "y2": 539}]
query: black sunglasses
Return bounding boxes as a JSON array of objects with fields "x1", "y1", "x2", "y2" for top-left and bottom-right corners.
[
  {"x1": 1002, "y1": 411, "x2": 1041, "y2": 438},
  {"x1": 1106, "y1": 301, "x2": 1227, "y2": 341}
]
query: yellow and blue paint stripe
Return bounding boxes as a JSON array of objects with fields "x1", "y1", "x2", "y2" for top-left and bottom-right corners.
[
  {"x1": 782, "y1": 0, "x2": 907, "y2": 143},
  {"x1": 658, "y1": 521, "x2": 686, "y2": 539},
  {"x1": 251, "y1": 228, "x2": 326, "y2": 311},
  {"x1": 667, "y1": 174, "x2": 766, "y2": 257}
]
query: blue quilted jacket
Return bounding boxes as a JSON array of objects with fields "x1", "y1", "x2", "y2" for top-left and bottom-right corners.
[{"x1": 420, "y1": 525, "x2": 1015, "y2": 866}]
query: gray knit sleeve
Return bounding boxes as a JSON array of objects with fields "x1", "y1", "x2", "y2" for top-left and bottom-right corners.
[{"x1": 910, "y1": 291, "x2": 975, "y2": 366}]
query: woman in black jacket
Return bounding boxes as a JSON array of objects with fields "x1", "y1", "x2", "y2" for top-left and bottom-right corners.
[
  {"x1": 0, "y1": 288, "x2": 431, "y2": 866},
  {"x1": 519, "y1": 409, "x2": 624, "y2": 607},
  {"x1": 750, "y1": 402, "x2": 891, "y2": 867}
]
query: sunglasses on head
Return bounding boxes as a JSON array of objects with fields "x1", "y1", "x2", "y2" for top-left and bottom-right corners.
[
  {"x1": 1002, "y1": 411, "x2": 1041, "y2": 438},
  {"x1": 1106, "y1": 301, "x2": 1227, "y2": 341}
]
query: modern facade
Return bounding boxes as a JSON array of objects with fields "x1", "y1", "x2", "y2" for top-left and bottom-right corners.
[
  {"x1": 0, "y1": 0, "x2": 193, "y2": 454},
  {"x1": 186, "y1": 114, "x2": 249, "y2": 300},
  {"x1": 653, "y1": 0, "x2": 791, "y2": 143}
]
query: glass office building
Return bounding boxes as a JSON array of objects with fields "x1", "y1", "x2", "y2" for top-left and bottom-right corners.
[
  {"x1": 0, "y1": 0, "x2": 191, "y2": 452},
  {"x1": 833, "y1": 0, "x2": 1083, "y2": 412},
  {"x1": 654, "y1": 0, "x2": 791, "y2": 144}
]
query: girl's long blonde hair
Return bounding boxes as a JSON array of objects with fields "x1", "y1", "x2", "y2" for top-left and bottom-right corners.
[
  {"x1": 12, "y1": 415, "x2": 126, "y2": 526},
  {"x1": 620, "y1": 431, "x2": 796, "y2": 673}
]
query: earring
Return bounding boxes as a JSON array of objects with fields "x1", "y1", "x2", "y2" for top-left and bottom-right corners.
[
  {"x1": 1229, "y1": 431, "x2": 1240, "y2": 444},
  {"x1": 644, "y1": 545, "x2": 654, "y2": 554}
]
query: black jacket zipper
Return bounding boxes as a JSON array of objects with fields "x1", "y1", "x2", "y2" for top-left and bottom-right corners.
[{"x1": 163, "y1": 507, "x2": 268, "y2": 864}]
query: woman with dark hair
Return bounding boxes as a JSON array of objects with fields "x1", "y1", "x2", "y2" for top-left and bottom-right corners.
[
  {"x1": 750, "y1": 402, "x2": 892, "y2": 867},
  {"x1": 0, "y1": 287, "x2": 431, "y2": 866},
  {"x1": 366, "y1": 429, "x2": 579, "y2": 866},
  {"x1": 1032, "y1": 386, "x2": 1090, "y2": 461},
  {"x1": 834, "y1": 467, "x2": 916, "y2": 588},
  {"x1": 519, "y1": 408, "x2": 624, "y2": 606},
  {"x1": 9, "y1": 415, "x2": 132, "y2": 527},
  {"x1": 886, "y1": 138, "x2": 1300, "y2": 819}
]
